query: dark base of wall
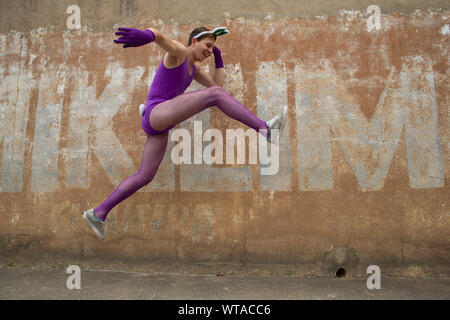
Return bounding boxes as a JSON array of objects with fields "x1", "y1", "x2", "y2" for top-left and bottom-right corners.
[{"x1": 1, "y1": 244, "x2": 448, "y2": 279}]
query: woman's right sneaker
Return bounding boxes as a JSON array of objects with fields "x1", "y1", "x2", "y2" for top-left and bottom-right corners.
[
  {"x1": 139, "y1": 104, "x2": 145, "y2": 116},
  {"x1": 82, "y1": 208, "x2": 105, "y2": 239},
  {"x1": 265, "y1": 105, "x2": 288, "y2": 145}
]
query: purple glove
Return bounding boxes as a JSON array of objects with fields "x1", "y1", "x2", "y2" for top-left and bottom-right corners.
[
  {"x1": 213, "y1": 46, "x2": 224, "y2": 69},
  {"x1": 114, "y1": 28, "x2": 155, "y2": 48}
]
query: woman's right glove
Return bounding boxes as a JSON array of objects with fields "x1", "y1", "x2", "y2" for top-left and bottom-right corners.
[
  {"x1": 114, "y1": 28, "x2": 155, "y2": 48},
  {"x1": 213, "y1": 46, "x2": 224, "y2": 69}
]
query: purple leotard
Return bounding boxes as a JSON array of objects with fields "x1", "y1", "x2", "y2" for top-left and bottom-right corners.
[{"x1": 142, "y1": 54, "x2": 197, "y2": 135}]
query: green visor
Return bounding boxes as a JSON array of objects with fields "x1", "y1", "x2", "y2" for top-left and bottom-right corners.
[{"x1": 193, "y1": 27, "x2": 230, "y2": 39}]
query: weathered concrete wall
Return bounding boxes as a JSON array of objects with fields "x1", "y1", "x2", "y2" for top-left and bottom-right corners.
[{"x1": 0, "y1": 1, "x2": 449, "y2": 277}]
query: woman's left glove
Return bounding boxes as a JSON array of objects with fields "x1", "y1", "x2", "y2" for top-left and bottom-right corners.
[
  {"x1": 213, "y1": 46, "x2": 224, "y2": 69},
  {"x1": 114, "y1": 28, "x2": 155, "y2": 48}
]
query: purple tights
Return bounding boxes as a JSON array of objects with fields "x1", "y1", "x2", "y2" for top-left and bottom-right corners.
[{"x1": 94, "y1": 86, "x2": 268, "y2": 221}]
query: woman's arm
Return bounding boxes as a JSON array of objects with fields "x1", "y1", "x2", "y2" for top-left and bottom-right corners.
[
  {"x1": 114, "y1": 27, "x2": 188, "y2": 61},
  {"x1": 194, "y1": 64, "x2": 219, "y2": 87},
  {"x1": 193, "y1": 64, "x2": 225, "y2": 88},
  {"x1": 193, "y1": 45, "x2": 226, "y2": 88},
  {"x1": 213, "y1": 67, "x2": 225, "y2": 87},
  {"x1": 148, "y1": 28, "x2": 188, "y2": 61}
]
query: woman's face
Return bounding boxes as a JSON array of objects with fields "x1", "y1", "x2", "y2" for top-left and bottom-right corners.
[{"x1": 192, "y1": 36, "x2": 215, "y2": 62}]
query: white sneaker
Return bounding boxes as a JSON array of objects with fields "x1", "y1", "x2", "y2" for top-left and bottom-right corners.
[
  {"x1": 265, "y1": 105, "x2": 288, "y2": 144},
  {"x1": 82, "y1": 208, "x2": 105, "y2": 239},
  {"x1": 139, "y1": 104, "x2": 145, "y2": 117}
]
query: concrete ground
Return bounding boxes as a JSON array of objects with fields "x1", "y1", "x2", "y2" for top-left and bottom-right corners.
[{"x1": 0, "y1": 265, "x2": 449, "y2": 300}]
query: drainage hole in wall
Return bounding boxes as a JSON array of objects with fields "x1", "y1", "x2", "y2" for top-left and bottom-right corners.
[{"x1": 335, "y1": 267, "x2": 348, "y2": 278}]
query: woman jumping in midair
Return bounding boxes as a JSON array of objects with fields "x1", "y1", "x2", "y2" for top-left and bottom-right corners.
[{"x1": 82, "y1": 26, "x2": 287, "y2": 239}]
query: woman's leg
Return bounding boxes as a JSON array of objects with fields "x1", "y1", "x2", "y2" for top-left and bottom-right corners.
[
  {"x1": 93, "y1": 131, "x2": 169, "y2": 221},
  {"x1": 149, "y1": 86, "x2": 269, "y2": 137}
]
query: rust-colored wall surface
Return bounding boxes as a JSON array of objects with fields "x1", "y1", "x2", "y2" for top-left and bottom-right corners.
[{"x1": 0, "y1": 1, "x2": 449, "y2": 277}]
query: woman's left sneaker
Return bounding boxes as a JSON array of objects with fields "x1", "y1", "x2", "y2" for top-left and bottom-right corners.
[{"x1": 82, "y1": 208, "x2": 105, "y2": 239}]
